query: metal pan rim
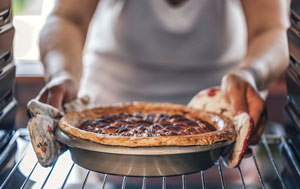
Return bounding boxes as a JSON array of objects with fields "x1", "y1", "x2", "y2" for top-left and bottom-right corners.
[{"x1": 55, "y1": 127, "x2": 234, "y2": 155}]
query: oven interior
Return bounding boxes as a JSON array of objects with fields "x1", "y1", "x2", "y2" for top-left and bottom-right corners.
[{"x1": 0, "y1": 0, "x2": 299, "y2": 188}]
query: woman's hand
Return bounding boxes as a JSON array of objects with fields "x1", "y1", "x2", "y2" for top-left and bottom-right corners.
[
  {"x1": 37, "y1": 75, "x2": 78, "y2": 110},
  {"x1": 221, "y1": 73, "x2": 267, "y2": 144}
]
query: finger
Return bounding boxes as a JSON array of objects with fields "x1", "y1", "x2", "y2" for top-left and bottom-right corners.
[
  {"x1": 246, "y1": 86, "x2": 265, "y2": 126},
  {"x1": 47, "y1": 86, "x2": 65, "y2": 110},
  {"x1": 63, "y1": 89, "x2": 77, "y2": 103},
  {"x1": 221, "y1": 75, "x2": 231, "y2": 103},
  {"x1": 36, "y1": 87, "x2": 49, "y2": 103},
  {"x1": 221, "y1": 74, "x2": 249, "y2": 115},
  {"x1": 250, "y1": 123, "x2": 264, "y2": 144},
  {"x1": 243, "y1": 148, "x2": 253, "y2": 158},
  {"x1": 250, "y1": 108, "x2": 267, "y2": 144},
  {"x1": 229, "y1": 86, "x2": 248, "y2": 116}
]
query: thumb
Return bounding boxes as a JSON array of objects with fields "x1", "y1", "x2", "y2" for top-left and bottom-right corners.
[
  {"x1": 246, "y1": 85, "x2": 265, "y2": 126},
  {"x1": 228, "y1": 86, "x2": 248, "y2": 116},
  {"x1": 47, "y1": 85, "x2": 65, "y2": 110},
  {"x1": 230, "y1": 93, "x2": 248, "y2": 116},
  {"x1": 221, "y1": 74, "x2": 248, "y2": 116}
]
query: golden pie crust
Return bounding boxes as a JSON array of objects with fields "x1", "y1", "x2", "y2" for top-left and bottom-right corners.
[{"x1": 58, "y1": 102, "x2": 235, "y2": 147}]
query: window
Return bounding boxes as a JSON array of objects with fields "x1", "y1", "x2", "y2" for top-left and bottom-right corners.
[{"x1": 13, "y1": 0, "x2": 56, "y2": 61}]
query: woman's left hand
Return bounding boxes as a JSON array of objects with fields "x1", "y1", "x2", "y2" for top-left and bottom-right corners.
[{"x1": 221, "y1": 73, "x2": 267, "y2": 144}]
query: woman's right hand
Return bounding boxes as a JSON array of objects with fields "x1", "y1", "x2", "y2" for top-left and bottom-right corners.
[{"x1": 37, "y1": 75, "x2": 78, "y2": 110}]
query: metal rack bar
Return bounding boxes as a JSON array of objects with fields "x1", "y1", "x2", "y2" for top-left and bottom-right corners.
[
  {"x1": 61, "y1": 163, "x2": 75, "y2": 189},
  {"x1": 20, "y1": 161, "x2": 38, "y2": 189},
  {"x1": 252, "y1": 154, "x2": 265, "y2": 188},
  {"x1": 281, "y1": 137, "x2": 300, "y2": 176},
  {"x1": 81, "y1": 170, "x2": 90, "y2": 189},
  {"x1": 0, "y1": 144, "x2": 29, "y2": 189},
  {"x1": 0, "y1": 130, "x2": 20, "y2": 165},
  {"x1": 121, "y1": 176, "x2": 127, "y2": 189},
  {"x1": 217, "y1": 160, "x2": 225, "y2": 189},
  {"x1": 142, "y1": 177, "x2": 147, "y2": 189},
  {"x1": 162, "y1": 177, "x2": 166, "y2": 189},
  {"x1": 182, "y1": 175, "x2": 186, "y2": 189},
  {"x1": 41, "y1": 161, "x2": 57, "y2": 189},
  {"x1": 200, "y1": 171, "x2": 206, "y2": 189},
  {"x1": 102, "y1": 174, "x2": 108, "y2": 189},
  {"x1": 237, "y1": 166, "x2": 245, "y2": 189},
  {"x1": 262, "y1": 135, "x2": 286, "y2": 188},
  {"x1": 288, "y1": 139, "x2": 300, "y2": 158}
]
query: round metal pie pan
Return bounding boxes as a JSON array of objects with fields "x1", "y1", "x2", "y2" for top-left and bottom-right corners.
[{"x1": 55, "y1": 127, "x2": 234, "y2": 177}]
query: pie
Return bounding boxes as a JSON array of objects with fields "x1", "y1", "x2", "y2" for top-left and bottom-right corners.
[{"x1": 58, "y1": 102, "x2": 235, "y2": 147}]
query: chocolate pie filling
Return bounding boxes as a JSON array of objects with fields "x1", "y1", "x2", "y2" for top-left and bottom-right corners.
[{"x1": 79, "y1": 112, "x2": 217, "y2": 137}]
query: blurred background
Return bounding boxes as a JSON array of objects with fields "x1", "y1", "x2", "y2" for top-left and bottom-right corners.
[{"x1": 14, "y1": 0, "x2": 54, "y2": 61}]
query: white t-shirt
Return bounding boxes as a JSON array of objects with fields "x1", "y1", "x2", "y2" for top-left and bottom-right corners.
[{"x1": 79, "y1": 0, "x2": 247, "y2": 106}]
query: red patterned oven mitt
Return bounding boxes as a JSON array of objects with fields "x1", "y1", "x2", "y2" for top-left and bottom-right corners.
[
  {"x1": 27, "y1": 96, "x2": 90, "y2": 167},
  {"x1": 188, "y1": 87, "x2": 253, "y2": 167}
]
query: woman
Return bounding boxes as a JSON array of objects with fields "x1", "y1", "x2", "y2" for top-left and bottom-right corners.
[{"x1": 38, "y1": 0, "x2": 290, "y2": 145}]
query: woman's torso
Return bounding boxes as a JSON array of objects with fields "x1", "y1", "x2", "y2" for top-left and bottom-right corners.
[{"x1": 79, "y1": 0, "x2": 247, "y2": 106}]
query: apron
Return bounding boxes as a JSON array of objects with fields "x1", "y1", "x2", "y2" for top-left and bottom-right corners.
[{"x1": 79, "y1": 0, "x2": 247, "y2": 106}]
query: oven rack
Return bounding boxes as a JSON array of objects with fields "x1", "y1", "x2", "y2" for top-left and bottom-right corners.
[{"x1": 0, "y1": 129, "x2": 299, "y2": 189}]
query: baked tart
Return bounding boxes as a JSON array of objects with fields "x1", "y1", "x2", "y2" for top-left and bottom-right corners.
[{"x1": 58, "y1": 102, "x2": 235, "y2": 147}]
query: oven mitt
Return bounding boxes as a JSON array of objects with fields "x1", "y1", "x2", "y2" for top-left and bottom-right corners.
[
  {"x1": 188, "y1": 87, "x2": 254, "y2": 168},
  {"x1": 27, "y1": 96, "x2": 90, "y2": 167}
]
